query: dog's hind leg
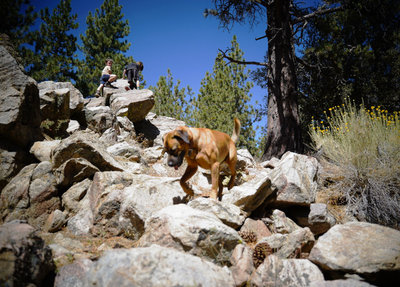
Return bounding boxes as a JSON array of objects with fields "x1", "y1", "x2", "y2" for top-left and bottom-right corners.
[
  {"x1": 227, "y1": 164, "x2": 236, "y2": 190},
  {"x1": 218, "y1": 177, "x2": 223, "y2": 201},
  {"x1": 209, "y1": 162, "x2": 221, "y2": 200},
  {"x1": 227, "y1": 144, "x2": 238, "y2": 190}
]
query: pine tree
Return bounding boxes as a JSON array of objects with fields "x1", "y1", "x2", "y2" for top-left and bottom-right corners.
[
  {"x1": 0, "y1": 0, "x2": 37, "y2": 67},
  {"x1": 149, "y1": 69, "x2": 193, "y2": 123},
  {"x1": 207, "y1": 0, "x2": 342, "y2": 160},
  {"x1": 298, "y1": 0, "x2": 400, "y2": 130},
  {"x1": 76, "y1": 0, "x2": 132, "y2": 96},
  {"x1": 191, "y1": 36, "x2": 259, "y2": 155},
  {"x1": 28, "y1": 0, "x2": 78, "y2": 82}
]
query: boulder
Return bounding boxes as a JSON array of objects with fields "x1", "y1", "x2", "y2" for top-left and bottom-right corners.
[
  {"x1": 52, "y1": 232, "x2": 85, "y2": 252},
  {"x1": 102, "y1": 78, "x2": 130, "y2": 101},
  {"x1": 138, "y1": 204, "x2": 241, "y2": 265},
  {"x1": 309, "y1": 222, "x2": 400, "y2": 285},
  {"x1": 308, "y1": 203, "x2": 336, "y2": 235},
  {"x1": 118, "y1": 175, "x2": 187, "y2": 239},
  {"x1": 236, "y1": 148, "x2": 257, "y2": 170},
  {"x1": 30, "y1": 139, "x2": 61, "y2": 162},
  {"x1": 38, "y1": 81, "x2": 84, "y2": 118},
  {"x1": 256, "y1": 227, "x2": 315, "y2": 259},
  {"x1": 250, "y1": 255, "x2": 324, "y2": 287},
  {"x1": 188, "y1": 197, "x2": 246, "y2": 229},
  {"x1": 239, "y1": 218, "x2": 272, "y2": 242},
  {"x1": 55, "y1": 157, "x2": 99, "y2": 189},
  {"x1": 51, "y1": 130, "x2": 124, "y2": 171},
  {"x1": 0, "y1": 35, "x2": 42, "y2": 189},
  {"x1": 0, "y1": 164, "x2": 61, "y2": 227},
  {"x1": 140, "y1": 145, "x2": 164, "y2": 164},
  {"x1": 110, "y1": 89, "x2": 154, "y2": 123},
  {"x1": 44, "y1": 209, "x2": 66, "y2": 232},
  {"x1": 83, "y1": 245, "x2": 235, "y2": 287},
  {"x1": 66, "y1": 202, "x2": 93, "y2": 236},
  {"x1": 222, "y1": 168, "x2": 273, "y2": 213},
  {"x1": 268, "y1": 209, "x2": 302, "y2": 234},
  {"x1": 67, "y1": 171, "x2": 134, "y2": 236},
  {"x1": 0, "y1": 220, "x2": 55, "y2": 286},
  {"x1": 106, "y1": 141, "x2": 141, "y2": 161},
  {"x1": 54, "y1": 258, "x2": 93, "y2": 287},
  {"x1": 0, "y1": 164, "x2": 35, "y2": 217},
  {"x1": 85, "y1": 96, "x2": 106, "y2": 108},
  {"x1": 229, "y1": 244, "x2": 255, "y2": 286},
  {"x1": 84, "y1": 106, "x2": 116, "y2": 134},
  {"x1": 29, "y1": 161, "x2": 57, "y2": 203},
  {"x1": 260, "y1": 156, "x2": 280, "y2": 169},
  {"x1": 310, "y1": 278, "x2": 376, "y2": 287},
  {"x1": 66, "y1": 119, "x2": 80, "y2": 134},
  {"x1": 0, "y1": 36, "x2": 43, "y2": 149},
  {"x1": 270, "y1": 152, "x2": 318, "y2": 206},
  {"x1": 0, "y1": 147, "x2": 30, "y2": 190},
  {"x1": 62, "y1": 178, "x2": 92, "y2": 216},
  {"x1": 135, "y1": 112, "x2": 186, "y2": 146},
  {"x1": 27, "y1": 162, "x2": 61, "y2": 228},
  {"x1": 39, "y1": 87, "x2": 70, "y2": 138}
]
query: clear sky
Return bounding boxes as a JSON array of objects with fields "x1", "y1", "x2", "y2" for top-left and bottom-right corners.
[{"x1": 31, "y1": 0, "x2": 272, "y2": 132}]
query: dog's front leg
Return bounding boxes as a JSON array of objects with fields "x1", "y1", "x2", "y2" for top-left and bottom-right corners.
[
  {"x1": 180, "y1": 164, "x2": 198, "y2": 197},
  {"x1": 210, "y1": 162, "x2": 220, "y2": 200}
]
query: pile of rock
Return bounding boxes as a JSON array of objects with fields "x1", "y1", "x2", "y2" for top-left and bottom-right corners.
[{"x1": 1, "y1": 35, "x2": 399, "y2": 287}]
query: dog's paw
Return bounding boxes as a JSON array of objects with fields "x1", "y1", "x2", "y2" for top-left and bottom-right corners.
[
  {"x1": 183, "y1": 193, "x2": 197, "y2": 203},
  {"x1": 201, "y1": 191, "x2": 218, "y2": 200}
]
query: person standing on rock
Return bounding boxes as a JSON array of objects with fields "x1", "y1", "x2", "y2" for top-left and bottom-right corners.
[
  {"x1": 122, "y1": 61, "x2": 144, "y2": 90},
  {"x1": 95, "y1": 58, "x2": 117, "y2": 97}
]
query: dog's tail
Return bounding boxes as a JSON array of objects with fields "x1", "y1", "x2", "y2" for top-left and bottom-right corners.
[{"x1": 231, "y1": 118, "x2": 241, "y2": 144}]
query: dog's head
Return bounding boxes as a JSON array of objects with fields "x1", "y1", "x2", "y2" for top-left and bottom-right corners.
[{"x1": 162, "y1": 128, "x2": 191, "y2": 170}]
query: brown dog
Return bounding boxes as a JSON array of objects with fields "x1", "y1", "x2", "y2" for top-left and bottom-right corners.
[{"x1": 162, "y1": 118, "x2": 241, "y2": 200}]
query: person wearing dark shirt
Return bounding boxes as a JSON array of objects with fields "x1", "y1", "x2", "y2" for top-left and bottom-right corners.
[{"x1": 122, "y1": 61, "x2": 144, "y2": 90}]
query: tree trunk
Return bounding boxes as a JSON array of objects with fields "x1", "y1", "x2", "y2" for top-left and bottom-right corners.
[{"x1": 262, "y1": 0, "x2": 303, "y2": 160}]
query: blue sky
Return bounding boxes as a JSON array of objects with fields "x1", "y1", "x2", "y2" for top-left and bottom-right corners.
[{"x1": 30, "y1": 0, "x2": 291, "y2": 136}]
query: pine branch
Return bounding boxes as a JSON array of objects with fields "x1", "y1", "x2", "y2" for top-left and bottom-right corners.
[
  {"x1": 296, "y1": 56, "x2": 318, "y2": 69},
  {"x1": 218, "y1": 48, "x2": 268, "y2": 67},
  {"x1": 292, "y1": 5, "x2": 343, "y2": 25}
]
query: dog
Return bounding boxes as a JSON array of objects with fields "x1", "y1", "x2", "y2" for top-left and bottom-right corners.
[{"x1": 162, "y1": 118, "x2": 241, "y2": 200}]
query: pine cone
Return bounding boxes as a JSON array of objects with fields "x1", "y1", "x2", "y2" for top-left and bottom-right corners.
[
  {"x1": 252, "y1": 242, "x2": 273, "y2": 268},
  {"x1": 238, "y1": 230, "x2": 257, "y2": 244}
]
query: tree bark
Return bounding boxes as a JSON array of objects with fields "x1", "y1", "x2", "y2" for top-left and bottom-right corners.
[{"x1": 262, "y1": 0, "x2": 303, "y2": 160}]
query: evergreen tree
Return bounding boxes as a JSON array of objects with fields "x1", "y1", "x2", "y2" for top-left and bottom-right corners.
[
  {"x1": 28, "y1": 0, "x2": 78, "y2": 82},
  {"x1": 207, "y1": 0, "x2": 341, "y2": 160},
  {"x1": 191, "y1": 36, "x2": 259, "y2": 155},
  {"x1": 0, "y1": 0, "x2": 37, "y2": 67},
  {"x1": 149, "y1": 69, "x2": 193, "y2": 123},
  {"x1": 298, "y1": 0, "x2": 400, "y2": 132},
  {"x1": 77, "y1": 0, "x2": 132, "y2": 96}
]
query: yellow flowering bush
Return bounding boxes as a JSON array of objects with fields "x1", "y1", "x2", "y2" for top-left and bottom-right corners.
[{"x1": 309, "y1": 98, "x2": 400, "y2": 228}]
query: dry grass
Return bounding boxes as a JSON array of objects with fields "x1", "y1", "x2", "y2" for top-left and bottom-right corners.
[{"x1": 310, "y1": 99, "x2": 400, "y2": 229}]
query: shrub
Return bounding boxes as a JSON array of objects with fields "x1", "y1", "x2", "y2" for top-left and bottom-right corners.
[{"x1": 309, "y1": 98, "x2": 400, "y2": 228}]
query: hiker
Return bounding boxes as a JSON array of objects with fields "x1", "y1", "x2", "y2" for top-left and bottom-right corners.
[
  {"x1": 95, "y1": 58, "x2": 117, "y2": 97},
  {"x1": 122, "y1": 61, "x2": 144, "y2": 90}
]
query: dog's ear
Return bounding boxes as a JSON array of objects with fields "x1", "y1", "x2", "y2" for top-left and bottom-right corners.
[
  {"x1": 174, "y1": 129, "x2": 190, "y2": 144},
  {"x1": 161, "y1": 133, "x2": 169, "y2": 156}
]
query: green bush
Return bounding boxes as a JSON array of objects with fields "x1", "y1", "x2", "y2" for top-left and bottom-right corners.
[{"x1": 310, "y1": 99, "x2": 400, "y2": 228}]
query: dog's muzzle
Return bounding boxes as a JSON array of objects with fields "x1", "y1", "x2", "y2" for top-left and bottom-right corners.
[{"x1": 167, "y1": 150, "x2": 185, "y2": 170}]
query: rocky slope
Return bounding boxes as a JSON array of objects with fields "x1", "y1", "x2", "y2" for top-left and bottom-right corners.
[{"x1": 0, "y1": 34, "x2": 399, "y2": 287}]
